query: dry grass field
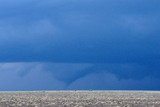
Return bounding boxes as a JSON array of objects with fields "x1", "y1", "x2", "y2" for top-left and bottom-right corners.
[{"x1": 0, "y1": 91, "x2": 160, "y2": 107}]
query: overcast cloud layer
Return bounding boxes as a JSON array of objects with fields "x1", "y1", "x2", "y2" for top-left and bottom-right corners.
[{"x1": 0, "y1": 0, "x2": 160, "y2": 90}]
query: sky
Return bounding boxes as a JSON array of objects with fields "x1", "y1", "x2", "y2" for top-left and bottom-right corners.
[{"x1": 0, "y1": 0, "x2": 160, "y2": 90}]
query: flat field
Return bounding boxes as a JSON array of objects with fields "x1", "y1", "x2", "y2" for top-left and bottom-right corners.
[{"x1": 0, "y1": 91, "x2": 160, "y2": 107}]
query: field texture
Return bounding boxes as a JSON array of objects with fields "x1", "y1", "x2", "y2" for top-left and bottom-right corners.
[{"x1": 0, "y1": 91, "x2": 160, "y2": 107}]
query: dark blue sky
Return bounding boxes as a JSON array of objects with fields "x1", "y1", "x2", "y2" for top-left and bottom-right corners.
[{"x1": 0, "y1": 0, "x2": 160, "y2": 90}]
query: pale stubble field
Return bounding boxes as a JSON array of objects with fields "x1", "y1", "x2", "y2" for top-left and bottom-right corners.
[{"x1": 0, "y1": 91, "x2": 160, "y2": 107}]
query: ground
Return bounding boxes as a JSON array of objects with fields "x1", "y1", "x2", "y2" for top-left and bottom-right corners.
[{"x1": 0, "y1": 91, "x2": 160, "y2": 107}]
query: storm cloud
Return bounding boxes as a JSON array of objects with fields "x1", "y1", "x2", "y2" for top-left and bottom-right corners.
[
  {"x1": 0, "y1": 0, "x2": 160, "y2": 90},
  {"x1": 0, "y1": 0, "x2": 160, "y2": 63}
]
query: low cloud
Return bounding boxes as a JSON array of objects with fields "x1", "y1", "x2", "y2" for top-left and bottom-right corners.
[
  {"x1": 0, "y1": 63, "x2": 66, "y2": 91},
  {"x1": 68, "y1": 72, "x2": 160, "y2": 90},
  {"x1": 0, "y1": 62, "x2": 159, "y2": 90}
]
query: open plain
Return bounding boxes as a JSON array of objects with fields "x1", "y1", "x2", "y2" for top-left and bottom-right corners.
[{"x1": 0, "y1": 91, "x2": 160, "y2": 107}]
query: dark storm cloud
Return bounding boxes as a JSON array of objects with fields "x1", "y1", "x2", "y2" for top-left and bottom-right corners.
[
  {"x1": 0, "y1": 0, "x2": 160, "y2": 90},
  {"x1": 0, "y1": 0, "x2": 160, "y2": 63}
]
